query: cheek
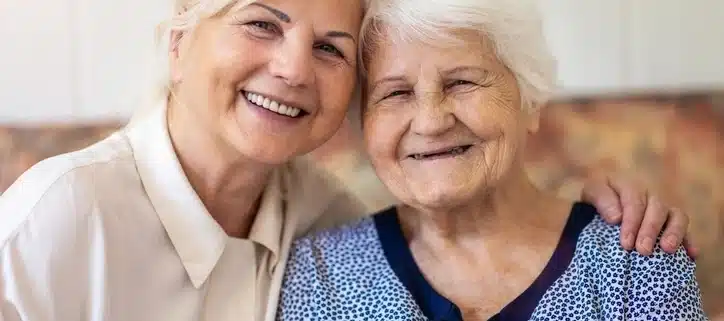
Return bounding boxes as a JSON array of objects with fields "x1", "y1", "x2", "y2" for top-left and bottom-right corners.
[
  {"x1": 459, "y1": 91, "x2": 521, "y2": 136},
  {"x1": 312, "y1": 71, "x2": 356, "y2": 130},
  {"x1": 363, "y1": 111, "x2": 406, "y2": 166},
  {"x1": 217, "y1": 48, "x2": 260, "y2": 87},
  {"x1": 319, "y1": 70, "x2": 356, "y2": 109}
]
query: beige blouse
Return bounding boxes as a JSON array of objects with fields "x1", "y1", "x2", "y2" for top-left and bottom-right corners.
[{"x1": 0, "y1": 103, "x2": 368, "y2": 321}]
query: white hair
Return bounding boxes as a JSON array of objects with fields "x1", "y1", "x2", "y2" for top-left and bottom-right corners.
[
  {"x1": 359, "y1": 0, "x2": 558, "y2": 111},
  {"x1": 131, "y1": 0, "x2": 252, "y2": 121}
]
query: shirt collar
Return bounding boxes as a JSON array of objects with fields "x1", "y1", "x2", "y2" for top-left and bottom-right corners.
[
  {"x1": 125, "y1": 101, "x2": 289, "y2": 286},
  {"x1": 248, "y1": 168, "x2": 285, "y2": 268},
  {"x1": 125, "y1": 102, "x2": 227, "y2": 289}
]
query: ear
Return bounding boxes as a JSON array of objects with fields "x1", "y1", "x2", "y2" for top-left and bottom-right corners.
[
  {"x1": 526, "y1": 102, "x2": 543, "y2": 134},
  {"x1": 168, "y1": 30, "x2": 186, "y2": 84}
]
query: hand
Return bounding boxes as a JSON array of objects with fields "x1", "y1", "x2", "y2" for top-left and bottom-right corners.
[{"x1": 581, "y1": 174, "x2": 698, "y2": 258}]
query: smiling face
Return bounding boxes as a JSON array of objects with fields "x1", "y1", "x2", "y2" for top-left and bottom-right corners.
[
  {"x1": 362, "y1": 30, "x2": 541, "y2": 210},
  {"x1": 169, "y1": 0, "x2": 362, "y2": 164}
]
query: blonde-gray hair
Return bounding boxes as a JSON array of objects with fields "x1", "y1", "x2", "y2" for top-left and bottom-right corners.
[
  {"x1": 133, "y1": 0, "x2": 370, "y2": 122},
  {"x1": 359, "y1": 0, "x2": 558, "y2": 111}
]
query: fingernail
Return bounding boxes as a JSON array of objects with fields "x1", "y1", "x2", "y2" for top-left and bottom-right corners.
[
  {"x1": 664, "y1": 235, "x2": 679, "y2": 249},
  {"x1": 623, "y1": 233, "x2": 635, "y2": 248},
  {"x1": 640, "y1": 236, "x2": 654, "y2": 253}
]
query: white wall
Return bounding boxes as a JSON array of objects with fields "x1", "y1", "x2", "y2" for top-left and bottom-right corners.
[
  {"x1": 540, "y1": 0, "x2": 724, "y2": 96},
  {"x1": 0, "y1": 0, "x2": 76, "y2": 123},
  {"x1": 0, "y1": 0, "x2": 169, "y2": 124},
  {"x1": 627, "y1": 0, "x2": 724, "y2": 91},
  {"x1": 1, "y1": 0, "x2": 723, "y2": 123},
  {"x1": 539, "y1": 0, "x2": 629, "y2": 93}
]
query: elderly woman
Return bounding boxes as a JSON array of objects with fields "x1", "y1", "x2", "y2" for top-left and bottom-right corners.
[
  {"x1": 277, "y1": 0, "x2": 707, "y2": 320},
  {"x1": 0, "y1": 0, "x2": 696, "y2": 320}
]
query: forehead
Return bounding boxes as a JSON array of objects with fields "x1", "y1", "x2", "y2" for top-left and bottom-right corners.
[
  {"x1": 366, "y1": 29, "x2": 504, "y2": 79},
  {"x1": 238, "y1": 0, "x2": 363, "y2": 32}
]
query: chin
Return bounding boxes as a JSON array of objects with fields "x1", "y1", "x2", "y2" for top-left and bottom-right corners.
[
  {"x1": 226, "y1": 135, "x2": 302, "y2": 166},
  {"x1": 406, "y1": 184, "x2": 478, "y2": 210}
]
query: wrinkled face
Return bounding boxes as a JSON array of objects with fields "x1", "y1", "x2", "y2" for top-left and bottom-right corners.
[
  {"x1": 170, "y1": 0, "x2": 362, "y2": 164},
  {"x1": 363, "y1": 30, "x2": 540, "y2": 210}
]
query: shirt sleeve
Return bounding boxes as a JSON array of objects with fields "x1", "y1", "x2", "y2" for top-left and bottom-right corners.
[
  {"x1": 645, "y1": 278, "x2": 709, "y2": 320},
  {"x1": 625, "y1": 244, "x2": 709, "y2": 320},
  {"x1": 0, "y1": 162, "x2": 96, "y2": 321}
]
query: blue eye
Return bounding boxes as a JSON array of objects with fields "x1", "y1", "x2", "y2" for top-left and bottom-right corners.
[
  {"x1": 449, "y1": 80, "x2": 473, "y2": 87},
  {"x1": 384, "y1": 90, "x2": 411, "y2": 99},
  {"x1": 247, "y1": 20, "x2": 280, "y2": 33},
  {"x1": 315, "y1": 43, "x2": 344, "y2": 58}
]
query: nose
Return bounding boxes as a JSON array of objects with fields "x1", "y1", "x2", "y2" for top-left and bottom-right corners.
[
  {"x1": 411, "y1": 93, "x2": 456, "y2": 137},
  {"x1": 268, "y1": 36, "x2": 314, "y2": 87}
]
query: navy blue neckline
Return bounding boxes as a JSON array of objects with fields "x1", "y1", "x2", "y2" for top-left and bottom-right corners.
[{"x1": 374, "y1": 202, "x2": 597, "y2": 321}]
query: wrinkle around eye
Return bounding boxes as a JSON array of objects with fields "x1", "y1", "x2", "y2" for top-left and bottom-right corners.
[{"x1": 376, "y1": 90, "x2": 412, "y2": 104}]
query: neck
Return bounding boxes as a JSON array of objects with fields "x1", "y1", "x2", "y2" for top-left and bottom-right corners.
[
  {"x1": 398, "y1": 165, "x2": 569, "y2": 246},
  {"x1": 167, "y1": 98, "x2": 274, "y2": 238}
]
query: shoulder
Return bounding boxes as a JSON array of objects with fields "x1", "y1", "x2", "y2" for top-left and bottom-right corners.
[
  {"x1": 0, "y1": 132, "x2": 138, "y2": 249},
  {"x1": 572, "y1": 204, "x2": 702, "y2": 317},
  {"x1": 279, "y1": 214, "x2": 423, "y2": 320},
  {"x1": 286, "y1": 217, "x2": 382, "y2": 276},
  {"x1": 533, "y1": 203, "x2": 705, "y2": 319},
  {"x1": 578, "y1": 210, "x2": 695, "y2": 278},
  {"x1": 281, "y1": 216, "x2": 382, "y2": 299}
]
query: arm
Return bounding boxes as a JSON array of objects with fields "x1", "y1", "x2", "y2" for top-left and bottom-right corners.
[
  {"x1": 0, "y1": 165, "x2": 93, "y2": 321},
  {"x1": 581, "y1": 174, "x2": 695, "y2": 256}
]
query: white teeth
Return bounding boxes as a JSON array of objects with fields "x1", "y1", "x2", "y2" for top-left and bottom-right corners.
[
  {"x1": 412, "y1": 146, "x2": 468, "y2": 160},
  {"x1": 269, "y1": 101, "x2": 280, "y2": 112},
  {"x1": 244, "y1": 92, "x2": 302, "y2": 118}
]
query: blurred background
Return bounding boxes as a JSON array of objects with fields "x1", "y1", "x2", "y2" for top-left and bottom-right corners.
[{"x1": 0, "y1": 0, "x2": 722, "y2": 318}]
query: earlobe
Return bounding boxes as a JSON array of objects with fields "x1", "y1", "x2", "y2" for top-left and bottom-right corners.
[
  {"x1": 169, "y1": 31, "x2": 185, "y2": 84},
  {"x1": 526, "y1": 103, "x2": 542, "y2": 133}
]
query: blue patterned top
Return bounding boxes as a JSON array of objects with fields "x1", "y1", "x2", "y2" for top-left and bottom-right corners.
[{"x1": 277, "y1": 203, "x2": 707, "y2": 320}]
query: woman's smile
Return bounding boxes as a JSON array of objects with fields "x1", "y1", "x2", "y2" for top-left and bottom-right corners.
[
  {"x1": 407, "y1": 144, "x2": 474, "y2": 161},
  {"x1": 243, "y1": 91, "x2": 308, "y2": 118}
]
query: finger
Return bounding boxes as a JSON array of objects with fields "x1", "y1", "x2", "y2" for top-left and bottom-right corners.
[
  {"x1": 683, "y1": 237, "x2": 699, "y2": 260},
  {"x1": 609, "y1": 177, "x2": 647, "y2": 251},
  {"x1": 581, "y1": 175, "x2": 623, "y2": 223},
  {"x1": 659, "y1": 207, "x2": 689, "y2": 254},
  {"x1": 635, "y1": 196, "x2": 668, "y2": 256},
  {"x1": 682, "y1": 212, "x2": 698, "y2": 259}
]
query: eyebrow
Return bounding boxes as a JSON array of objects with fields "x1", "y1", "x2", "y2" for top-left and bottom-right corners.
[
  {"x1": 249, "y1": 3, "x2": 291, "y2": 23},
  {"x1": 369, "y1": 66, "x2": 490, "y2": 92},
  {"x1": 369, "y1": 76, "x2": 407, "y2": 93},
  {"x1": 325, "y1": 31, "x2": 355, "y2": 42},
  {"x1": 440, "y1": 65, "x2": 489, "y2": 77}
]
